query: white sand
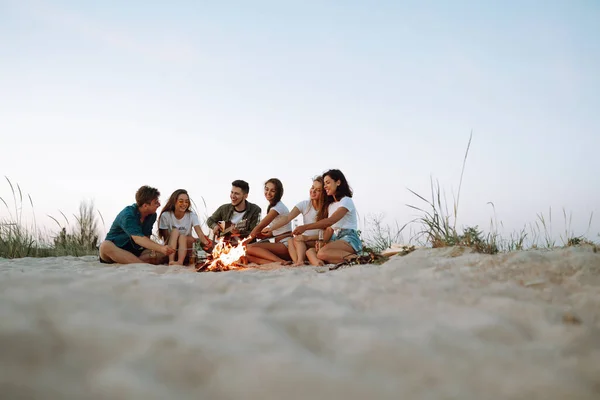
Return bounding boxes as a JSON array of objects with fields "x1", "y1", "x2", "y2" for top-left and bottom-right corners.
[{"x1": 1, "y1": 245, "x2": 600, "y2": 399}]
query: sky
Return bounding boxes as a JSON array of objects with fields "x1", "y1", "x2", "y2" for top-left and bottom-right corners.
[{"x1": 1, "y1": 0, "x2": 599, "y2": 244}]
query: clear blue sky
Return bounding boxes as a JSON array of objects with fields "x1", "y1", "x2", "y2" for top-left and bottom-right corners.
[{"x1": 1, "y1": 0, "x2": 599, "y2": 242}]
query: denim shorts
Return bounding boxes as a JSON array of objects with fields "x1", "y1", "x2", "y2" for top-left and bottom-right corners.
[{"x1": 331, "y1": 228, "x2": 362, "y2": 253}]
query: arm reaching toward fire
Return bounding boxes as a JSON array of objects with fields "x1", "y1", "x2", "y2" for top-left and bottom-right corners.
[
  {"x1": 261, "y1": 207, "x2": 301, "y2": 237},
  {"x1": 131, "y1": 235, "x2": 175, "y2": 256},
  {"x1": 193, "y1": 225, "x2": 213, "y2": 249},
  {"x1": 249, "y1": 209, "x2": 280, "y2": 240}
]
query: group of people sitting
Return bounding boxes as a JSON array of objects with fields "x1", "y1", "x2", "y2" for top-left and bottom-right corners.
[{"x1": 98, "y1": 169, "x2": 362, "y2": 267}]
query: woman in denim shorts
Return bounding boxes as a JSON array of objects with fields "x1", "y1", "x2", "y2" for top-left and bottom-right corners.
[{"x1": 292, "y1": 169, "x2": 362, "y2": 265}]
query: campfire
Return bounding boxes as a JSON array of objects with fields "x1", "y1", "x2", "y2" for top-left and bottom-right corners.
[{"x1": 195, "y1": 237, "x2": 250, "y2": 272}]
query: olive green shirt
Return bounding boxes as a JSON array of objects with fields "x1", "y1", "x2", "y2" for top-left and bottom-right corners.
[{"x1": 206, "y1": 201, "x2": 261, "y2": 238}]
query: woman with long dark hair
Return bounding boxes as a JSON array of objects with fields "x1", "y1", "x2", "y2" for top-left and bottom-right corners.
[
  {"x1": 246, "y1": 178, "x2": 293, "y2": 265},
  {"x1": 158, "y1": 189, "x2": 212, "y2": 265},
  {"x1": 292, "y1": 169, "x2": 361, "y2": 265}
]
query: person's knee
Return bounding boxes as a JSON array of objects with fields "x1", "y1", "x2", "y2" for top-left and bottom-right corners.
[
  {"x1": 99, "y1": 240, "x2": 115, "y2": 255},
  {"x1": 317, "y1": 250, "x2": 328, "y2": 261}
]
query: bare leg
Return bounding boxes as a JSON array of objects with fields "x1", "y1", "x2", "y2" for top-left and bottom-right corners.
[
  {"x1": 292, "y1": 240, "x2": 308, "y2": 266},
  {"x1": 287, "y1": 239, "x2": 299, "y2": 264},
  {"x1": 317, "y1": 240, "x2": 356, "y2": 264},
  {"x1": 246, "y1": 242, "x2": 291, "y2": 265},
  {"x1": 245, "y1": 254, "x2": 276, "y2": 265},
  {"x1": 99, "y1": 240, "x2": 145, "y2": 264},
  {"x1": 167, "y1": 230, "x2": 180, "y2": 265},
  {"x1": 173, "y1": 234, "x2": 187, "y2": 265},
  {"x1": 306, "y1": 248, "x2": 324, "y2": 266}
]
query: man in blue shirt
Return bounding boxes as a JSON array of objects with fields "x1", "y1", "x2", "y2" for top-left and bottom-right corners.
[{"x1": 99, "y1": 185, "x2": 175, "y2": 264}]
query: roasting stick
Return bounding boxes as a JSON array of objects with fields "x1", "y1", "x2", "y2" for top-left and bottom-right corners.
[
  {"x1": 181, "y1": 233, "x2": 292, "y2": 251},
  {"x1": 252, "y1": 232, "x2": 293, "y2": 244}
]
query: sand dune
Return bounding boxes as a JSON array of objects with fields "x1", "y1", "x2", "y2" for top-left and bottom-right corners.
[{"x1": 1, "y1": 245, "x2": 599, "y2": 399}]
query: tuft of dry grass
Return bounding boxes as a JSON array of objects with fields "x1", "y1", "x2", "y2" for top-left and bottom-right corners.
[
  {"x1": 1, "y1": 177, "x2": 102, "y2": 259},
  {"x1": 404, "y1": 132, "x2": 503, "y2": 253},
  {"x1": 48, "y1": 200, "x2": 104, "y2": 256},
  {"x1": 361, "y1": 213, "x2": 407, "y2": 253},
  {"x1": 403, "y1": 133, "x2": 597, "y2": 254}
]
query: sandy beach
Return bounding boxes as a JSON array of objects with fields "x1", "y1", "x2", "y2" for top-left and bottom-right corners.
[{"x1": 1, "y1": 245, "x2": 599, "y2": 399}]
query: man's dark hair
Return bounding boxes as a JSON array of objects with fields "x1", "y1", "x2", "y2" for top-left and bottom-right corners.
[
  {"x1": 231, "y1": 180, "x2": 249, "y2": 194},
  {"x1": 135, "y1": 185, "x2": 160, "y2": 207}
]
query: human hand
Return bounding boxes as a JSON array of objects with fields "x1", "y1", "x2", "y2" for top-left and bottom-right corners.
[
  {"x1": 212, "y1": 225, "x2": 222, "y2": 236},
  {"x1": 161, "y1": 245, "x2": 176, "y2": 256},
  {"x1": 249, "y1": 228, "x2": 258, "y2": 239},
  {"x1": 293, "y1": 235, "x2": 306, "y2": 242},
  {"x1": 202, "y1": 238, "x2": 213, "y2": 251},
  {"x1": 261, "y1": 227, "x2": 272, "y2": 237},
  {"x1": 293, "y1": 225, "x2": 306, "y2": 236},
  {"x1": 251, "y1": 226, "x2": 268, "y2": 240}
]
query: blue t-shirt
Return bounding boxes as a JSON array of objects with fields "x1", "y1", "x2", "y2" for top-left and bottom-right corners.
[{"x1": 105, "y1": 204, "x2": 156, "y2": 255}]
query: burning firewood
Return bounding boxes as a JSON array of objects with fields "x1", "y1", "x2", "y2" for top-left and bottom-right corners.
[{"x1": 194, "y1": 237, "x2": 250, "y2": 272}]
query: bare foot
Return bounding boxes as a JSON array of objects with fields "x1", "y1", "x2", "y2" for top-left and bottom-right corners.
[
  {"x1": 280, "y1": 260, "x2": 293, "y2": 266},
  {"x1": 292, "y1": 261, "x2": 307, "y2": 267},
  {"x1": 169, "y1": 261, "x2": 184, "y2": 266}
]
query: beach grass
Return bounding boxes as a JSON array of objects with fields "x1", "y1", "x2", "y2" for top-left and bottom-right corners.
[
  {"x1": 361, "y1": 213, "x2": 407, "y2": 253},
  {"x1": 400, "y1": 133, "x2": 597, "y2": 254},
  {"x1": 0, "y1": 177, "x2": 102, "y2": 259}
]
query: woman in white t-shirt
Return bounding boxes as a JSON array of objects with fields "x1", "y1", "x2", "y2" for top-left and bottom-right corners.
[
  {"x1": 246, "y1": 178, "x2": 293, "y2": 265},
  {"x1": 293, "y1": 169, "x2": 362, "y2": 265},
  {"x1": 262, "y1": 176, "x2": 331, "y2": 266},
  {"x1": 158, "y1": 189, "x2": 212, "y2": 266}
]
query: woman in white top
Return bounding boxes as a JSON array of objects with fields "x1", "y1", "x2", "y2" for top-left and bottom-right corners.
[
  {"x1": 158, "y1": 189, "x2": 212, "y2": 266},
  {"x1": 293, "y1": 169, "x2": 362, "y2": 265},
  {"x1": 262, "y1": 176, "x2": 331, "y2": 266},
  {"x1": 246, "y1": 178, "x2": 293, "y2": 265}
]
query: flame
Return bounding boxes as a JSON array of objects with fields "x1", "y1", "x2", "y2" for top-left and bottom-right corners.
[{"x1": 206, "y1": 237, "x2": 250, "y2": 271}]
